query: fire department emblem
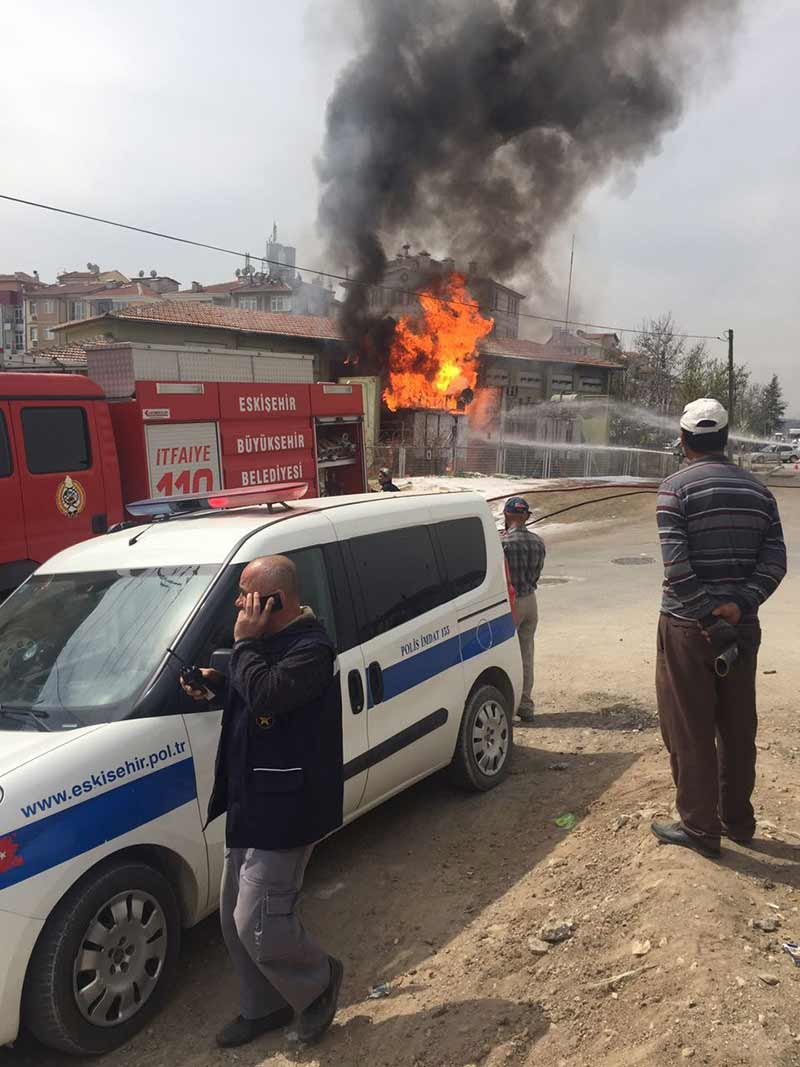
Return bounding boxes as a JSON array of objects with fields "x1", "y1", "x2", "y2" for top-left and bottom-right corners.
[
  {"x1": 55, "y1": 476, "x2": 86, "y2": 519},
  {"x1": 256, "y1": 714, "x2": 274, "y2": 730}
]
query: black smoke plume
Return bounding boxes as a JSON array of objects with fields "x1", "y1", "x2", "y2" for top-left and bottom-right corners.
[{"x1": 317, "y1": 0, "x2": 740, "y2": 359}]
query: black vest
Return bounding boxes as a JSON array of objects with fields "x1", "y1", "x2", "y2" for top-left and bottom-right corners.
[{"x1": 206, "y1": 616, "x2": 344, "y2": 850}]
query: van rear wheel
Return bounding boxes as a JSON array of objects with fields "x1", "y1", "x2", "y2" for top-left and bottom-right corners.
[
  {"x1": 23, "y1": 859, "x2": 180, "y2": 1055},
  {"x1": 449, "y1": 684, "x2": 513, "y2": 791}
]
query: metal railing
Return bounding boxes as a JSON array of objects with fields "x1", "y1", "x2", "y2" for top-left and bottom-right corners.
[{"x1": 366, "y1": 441, "x2": 677, "y2": 482}]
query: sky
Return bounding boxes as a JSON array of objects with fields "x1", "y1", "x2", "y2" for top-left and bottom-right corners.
[{"x1": 1, "y1": 0, "x2": 798, "y2": 409}]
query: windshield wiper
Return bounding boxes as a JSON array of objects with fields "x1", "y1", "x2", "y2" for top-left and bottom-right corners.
[{"x1": 0, "y1": 704, "x2": 52, "y2": 731}]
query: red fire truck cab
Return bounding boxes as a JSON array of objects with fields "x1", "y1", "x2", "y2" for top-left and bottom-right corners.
[{"x1": 1, "y1": 371, "x2": 366, "y2": 593}]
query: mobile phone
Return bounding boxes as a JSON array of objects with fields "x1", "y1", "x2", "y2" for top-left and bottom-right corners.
[{"x1": 264, "y1": 592, "x2": 283, "y2": 611}]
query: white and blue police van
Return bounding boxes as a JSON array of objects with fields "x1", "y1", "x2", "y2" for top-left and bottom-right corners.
[{"x1": 0, "y1": 485, "x2": 521, "y2": 1055}]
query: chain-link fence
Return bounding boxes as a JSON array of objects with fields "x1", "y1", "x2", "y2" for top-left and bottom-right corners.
[{"x1": 366, "y1": 440, "x2": 678, "y2": 481}]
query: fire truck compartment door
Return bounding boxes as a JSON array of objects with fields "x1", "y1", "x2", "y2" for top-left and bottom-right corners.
[
  {"x1": 10, "y1": 400, "x2": 111, "y2": 567},
  {"x1": 145, "y1": 422, "x2": 222, "y2": 498},
  {"x1": 0, "y1": 401, "x2": 27, "y2": 570}
]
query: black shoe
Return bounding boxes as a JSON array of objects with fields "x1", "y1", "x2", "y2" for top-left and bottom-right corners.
[
  {"x1": 651, "y1": 820, "x2": 721, "y2": 859},
  {"x1": 215, "y1": 1007, "x2": 294, "y2": 1048},
  {"x1": 296, "y1": 957, "x2": 344, "y2": 1045},
  {"x1": 517, "y1": 707, "x2": 535, "y2": 723},
  {"x1": 723, "y1": 829, "x2": 754, "y2": 846}
]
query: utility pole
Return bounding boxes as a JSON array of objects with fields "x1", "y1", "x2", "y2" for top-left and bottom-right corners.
[
  {"x1": 727, "y1": 328, "x2": 735, "y2": 424},
  {"x1": 564, "y1": 234, "x2": 575, "y2": 330},
  {"x1": 727, "y1": 328, "x2": 735, "y2": 459}
]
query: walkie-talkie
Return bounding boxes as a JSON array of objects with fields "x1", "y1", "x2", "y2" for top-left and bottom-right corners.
[{"x1": 167, "y1": 649, "x2": 216, "y2": 701}]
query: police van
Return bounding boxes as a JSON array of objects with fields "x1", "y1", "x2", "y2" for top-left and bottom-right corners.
[{"x1": 0, "y1": 485, "x2": 521, "y2": 1055}]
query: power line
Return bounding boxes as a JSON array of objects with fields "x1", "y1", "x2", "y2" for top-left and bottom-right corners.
[{"x1": 0, "y1": 192, "x2": 726, "y2": 343}]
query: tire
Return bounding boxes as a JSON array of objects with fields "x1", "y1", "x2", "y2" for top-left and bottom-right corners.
[
  {"x1": 449, "y1": 683, "x2": 513, "y2": 791},
  {"x1": 22, "y1": 860, "x2": 180, "y2": 1056}
]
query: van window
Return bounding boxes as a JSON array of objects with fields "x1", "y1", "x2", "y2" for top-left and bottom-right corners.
[
  {"x1": 0, "y1": 412, "x2": 11, "y2": 477},
  {"x1": 291, "y1": 546, "x2": 337, "y2": 647},
  {"x1": 437, "y1": 517, "x2": 487, "y2": 596},
  {"x1": 190, "y1": 546, "x2": 340, "y2": 670},
  {"x1": 0, "y1": 566, "x2": 218, "y2": 727},
  {"x1": 22, "y1": 406, "x2": 91, "y2": 474},
  {"x1": 349, "y1": 527, "x2": 446, "y2": 640}
]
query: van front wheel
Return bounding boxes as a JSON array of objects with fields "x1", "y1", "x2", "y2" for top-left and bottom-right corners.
[
  {"x1": 23, "y1": 860, "x2": 180, "y2": 1055},
  {"x1": 449, "y1": 684, "x2": 513, "y2": 791}
]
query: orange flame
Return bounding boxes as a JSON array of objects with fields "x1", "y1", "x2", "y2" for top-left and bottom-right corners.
[{"x1": 383, "y1": 274, "x2": 493, "y2": 411}]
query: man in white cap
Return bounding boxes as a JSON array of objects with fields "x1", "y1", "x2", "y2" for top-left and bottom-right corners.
[{"x1": 651, "y1": 399, "x2": 786, "y2": 858}]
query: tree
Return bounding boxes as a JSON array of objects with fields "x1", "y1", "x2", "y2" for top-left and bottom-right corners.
[
  {"x1": 758, "y1": 374, "x2": 787, "y2": 437},
  {"x1": 629, "y1": 313, "x2": 685, "y2": 413},
  {"x1": 674, "y1": 342, "x2": 709, "y2": 410}
]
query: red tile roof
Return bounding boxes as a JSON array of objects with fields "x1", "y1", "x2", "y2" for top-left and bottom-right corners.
[
  {"x1": 88, "y1": 283, "x2": 161, "y2": 299},
  {"x1": 481, "y1": 335, "x2": 623, "y2": 369},
  {"x1": 59, "y1": 301, "x2": 345, "y2": 341},
  {"x1": 29, "y1": 283, "x2": 109, "y2": 298},
  {"x1": 177, "y1": 279, "x2": 293, "y2": 295},
  {"x1": 27, "y1": 338, "x2": 115, "y2": 368},
  {"x1": 54, "y1": 302, "x2": 622, "y2": 368}
]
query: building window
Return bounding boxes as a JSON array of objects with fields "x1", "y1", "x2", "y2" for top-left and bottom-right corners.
[
  {"x1": 70, "y1": 301, "x2": 86, "y2": 320},
  {"x1": 44, "y1": 328, "x2": 55, "y2": 340},
  {"x1": 15, "y1": 330, "x2": 24, "y2": 350},
  {"x1": 14, "y1": 307, "x2": 23, "y2": 324},
  {"x1": 30, "y1": 326, "x2": 38, "y2": 342},
  {"x1": 496, "y1": 291, "x2": 509, "y2": 312},
  {"x1": 21, "y1": 407, "x2": 92, "y2": 474},
  {"x1": 551, "y1": 375, "x2": 574, "y2": 392},
  {"x1": 43, "y1": 300, "x2": 55, "y2": 314},
  {"x1": 238, "y1": 296, "x2": 258, "y2": 311},
  {"x1": 580, "y1": 377, "x2": 605, "y2": 394},
  {"x1": 270, "y1": 297, "x2": 292, "y2": 312},
  {"x1": 29, "y1": 302, "x2": 37, "y2": 318}
]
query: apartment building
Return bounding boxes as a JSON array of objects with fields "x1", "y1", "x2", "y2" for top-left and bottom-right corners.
[
  {"x1": 356, "y1": 247, "x2": 526, "y2": 340},
  {"x1": 0, "y1": 274, "x2": 32, "y2": 360}
]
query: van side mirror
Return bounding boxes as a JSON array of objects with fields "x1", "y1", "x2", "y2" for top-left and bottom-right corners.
[{"x1": 210, "y1": 648, "x2": 232, "y2": 676}]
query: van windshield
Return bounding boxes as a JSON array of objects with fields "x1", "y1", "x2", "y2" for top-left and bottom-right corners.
[{"x1": 0, "y1": 566, "x2": 217, "y2": 727}]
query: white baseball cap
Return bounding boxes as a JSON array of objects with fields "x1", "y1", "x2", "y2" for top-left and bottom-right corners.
[{"x1": 680, "y1": 397, "x2": 729, "y2": 435}]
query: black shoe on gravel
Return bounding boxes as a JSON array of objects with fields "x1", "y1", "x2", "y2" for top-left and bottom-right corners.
[
  {"x1": 651, "y1": 820, "x2": 721, "y2": 859},
  {"x1": 296, "y1": 957, "x2": 344, "y2": 1045},
  {"x1": 215, "y1": 1007, "x2": 294, "y2": 1048},
  {"x1": 722, "y1": 827, "x2": 754, "y2": 846}
]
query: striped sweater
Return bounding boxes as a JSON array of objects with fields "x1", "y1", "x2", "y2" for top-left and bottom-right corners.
[{"x1": 656, "y1": 457, "x2": 787, "y2": 620}]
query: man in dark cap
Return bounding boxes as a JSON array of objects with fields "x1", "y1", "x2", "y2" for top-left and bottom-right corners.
[{"x1": 501, "y1": 496, "x2": 546, "y2": 721}]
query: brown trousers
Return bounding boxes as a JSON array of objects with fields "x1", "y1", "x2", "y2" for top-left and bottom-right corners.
[{"x1": 655, "y1": 613, "x2": 761, "y2": 843}]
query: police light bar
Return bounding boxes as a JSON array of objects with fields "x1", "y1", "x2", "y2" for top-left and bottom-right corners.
[{"x1": 125, "y1": 482, "x2": 309, "y2": 518}]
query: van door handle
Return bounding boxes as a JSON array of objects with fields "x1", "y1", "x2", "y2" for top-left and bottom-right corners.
[
  {"x1": 348, "y1": 669, "x2": 364, "y2": 715},
  {"x1": 367, "y1": 661, "x2": 384, "y2": 705}
]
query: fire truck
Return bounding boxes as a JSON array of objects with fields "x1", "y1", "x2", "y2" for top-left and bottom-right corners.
[{"x1": 0, "y1": 346, "x2": 367, "y2": 593}]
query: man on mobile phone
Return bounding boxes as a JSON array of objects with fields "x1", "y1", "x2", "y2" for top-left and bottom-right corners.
[{"x1": 181, "y1": 554, "x2": 344, "y2": 1049}]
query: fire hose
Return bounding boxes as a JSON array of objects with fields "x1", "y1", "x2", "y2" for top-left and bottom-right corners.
[{"x1": 488, "y1": 481, "x2": 745, "y2": 675}]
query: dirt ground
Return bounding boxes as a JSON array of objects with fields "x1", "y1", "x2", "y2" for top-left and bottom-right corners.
[{"x1": 4, "y1": 485, "x2": 799, "y2": 1067}]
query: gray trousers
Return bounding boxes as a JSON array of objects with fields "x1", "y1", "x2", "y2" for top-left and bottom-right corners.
[
  {"x1": 220, "y1": 846, "x2": 330, "y2": 1019},
  {"x1": 515, "y1": 591, "x2": 538, "y2": 712}
]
